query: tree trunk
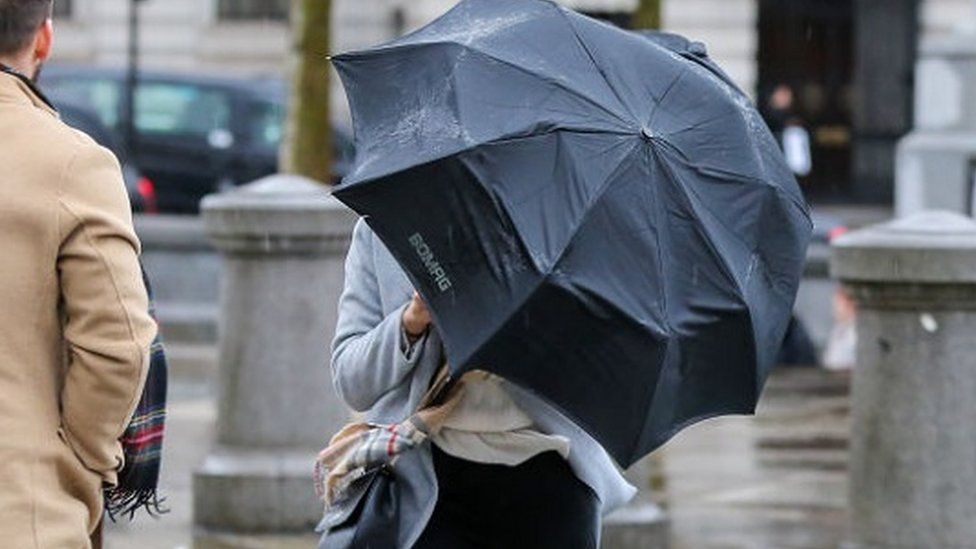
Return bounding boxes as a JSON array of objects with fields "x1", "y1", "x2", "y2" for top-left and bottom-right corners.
[
  {"x1": 632, "y1": 0, "x2": 662, "y2": 30},
  {"x1": 281, "y1": 0, "x2": 332, "y2": 183}
]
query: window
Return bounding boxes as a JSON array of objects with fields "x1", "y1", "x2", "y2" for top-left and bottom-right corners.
[
  {"x1": 53, "y1": 0, "x2": 72, "y2": 19},
  {"x1": 247, "y1": 100, "x2": 286, "y2": 150},
  {"x1": 218, "y1": 0, "x2": 290, "y2": 21},
  {"x1": 43, "y1": 78, "x2": 122, "y2": 130},
  {"x1": 135, "y1": 82, "x2": 232, "y2": 142}
]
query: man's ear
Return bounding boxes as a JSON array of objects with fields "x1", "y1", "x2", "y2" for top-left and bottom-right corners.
[{"x1": 34, "y1": 19, "x2": 54, "y2": 63}]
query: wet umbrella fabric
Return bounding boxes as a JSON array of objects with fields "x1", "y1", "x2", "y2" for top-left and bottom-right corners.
[{"x1": 331, "y1": 0, "x2": 812, "y2": 467}]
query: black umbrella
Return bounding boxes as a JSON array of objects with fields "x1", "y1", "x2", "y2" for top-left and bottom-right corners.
[{"x1": 332, "y1": 0, "x2": 812, "y2": 467}]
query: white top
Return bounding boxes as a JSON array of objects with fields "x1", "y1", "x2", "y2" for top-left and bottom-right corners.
[{"x1": 431, "y1": 371, "x2": 571, "y2": 466}]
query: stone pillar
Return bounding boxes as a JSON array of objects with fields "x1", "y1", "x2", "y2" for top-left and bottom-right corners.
[
  {"x1": 832, "y1": 211, "x2": 976, "y2": 548},
  {"x1": 895, "y1": 14, "x2": 976, "y2": 217},
  {"x1": 663, "y1": 0, "x2": 758, "y2": 96},
  {"x1": 193, "y1": 175, "x2": 358, "y2": 539}
]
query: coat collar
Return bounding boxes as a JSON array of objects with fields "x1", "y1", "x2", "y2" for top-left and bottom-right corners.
[{"x1": 0, "y1": 64, "x2": 57, "y2": 116}]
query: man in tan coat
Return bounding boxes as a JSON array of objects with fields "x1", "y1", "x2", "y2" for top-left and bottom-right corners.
[{"x1": 0, "y1": 1, "x2": 157, "y2": 546}]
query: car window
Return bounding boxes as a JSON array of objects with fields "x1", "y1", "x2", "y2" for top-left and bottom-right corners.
[
  {"x1": 136, "y1": 82, "x2": 232, "y2": 141},
  {"x1": 44, "y1": 77, "x2": 122, "y2": 131},
  {"x1": 248, "y1": 99, "x2": 285, "y2": 149}
]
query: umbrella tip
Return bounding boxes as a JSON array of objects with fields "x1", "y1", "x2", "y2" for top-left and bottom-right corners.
[{"x1": 640, "y1": 126, "x2": 656, "y2": 141}]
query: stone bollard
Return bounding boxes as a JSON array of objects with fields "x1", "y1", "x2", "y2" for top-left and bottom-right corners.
[
  {"x1": 832, "y1": 211, "x2": 976, "y2": 548},
  {"x1": 193, "y1": 175, "x2": 358, "y2": 542}
]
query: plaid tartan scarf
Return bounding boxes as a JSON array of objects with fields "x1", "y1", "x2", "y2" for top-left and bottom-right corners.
[
  {"x1": 104, "y1": 268, "x2": 169, "y2": 520},
  {"x1": 314, "y1": 366, "x2": 462, "y2": 507},
  {"x1": 314, "y1": 417, "x2": 432, "y2": 506}
]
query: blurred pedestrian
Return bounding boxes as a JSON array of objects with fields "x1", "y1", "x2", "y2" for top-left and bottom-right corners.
[
  {"x1": 765, "y1": 83, "x2": 795, "y2": 142},
  {"x1": 318, "y1": 220, "x2": 636, "y2": 549},
  {"x1": 783, "y1": 121, "x2": 812, "y2": 177},
  {"x1": 0, "y1": 1, "x2": 157, "y2": 547},
  {"x1": 823, "y1": 288, "x2": 857, "y2": 371},
  {"x1": 765, "y1": 83, "x2": 812, "y2": 177}
]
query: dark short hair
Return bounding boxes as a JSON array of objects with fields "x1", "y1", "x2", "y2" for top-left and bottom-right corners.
[{"x1": 0, "y1": 0, "x2": 53, "y2": 56}]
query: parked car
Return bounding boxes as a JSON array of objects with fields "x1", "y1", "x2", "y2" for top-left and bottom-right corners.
[
  {"x1": 40, "y1": 65, "x2": 355, "y2": 214},
  {"x1": 56, "y1": 101, "x2": 158, "y2": 213}
]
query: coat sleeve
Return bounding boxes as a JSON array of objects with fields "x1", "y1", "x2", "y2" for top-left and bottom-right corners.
[
  {"x1": 56, "y1": 143, "x2": 157, "y2": 485},
  {"x1": 330, "y1": 219, "x2": 430, "y2": 412}
]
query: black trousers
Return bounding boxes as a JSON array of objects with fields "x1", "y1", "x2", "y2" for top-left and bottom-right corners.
[{"x1": 413, "y1": 446, "x2": 600, "y2": 549}]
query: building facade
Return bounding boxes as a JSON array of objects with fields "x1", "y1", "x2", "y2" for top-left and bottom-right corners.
[{"x1": 49, "y1": 0, "x2": 975, "y2": 203}]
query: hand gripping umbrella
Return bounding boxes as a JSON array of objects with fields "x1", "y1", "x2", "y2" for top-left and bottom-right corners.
[{"x1": 331, "y1": 0, "x2": 812, "y2": 467}]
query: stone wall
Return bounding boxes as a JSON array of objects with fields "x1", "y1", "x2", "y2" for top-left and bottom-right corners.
[
  {"x1": 664, "y1": 0, "x2": 758, "y2": 96},
  {"x1": 50, "y1": 0, "x2": 971, "y2": 107}
]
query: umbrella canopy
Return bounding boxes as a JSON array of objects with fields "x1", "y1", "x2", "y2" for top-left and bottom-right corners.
[{"x1": 332, "y1": 0, "x2": 812, "y2": 467}]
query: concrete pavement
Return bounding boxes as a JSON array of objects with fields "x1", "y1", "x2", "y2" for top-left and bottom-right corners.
[{"x1": 105, "y1": 359, "x2": 850, "y2": 549}]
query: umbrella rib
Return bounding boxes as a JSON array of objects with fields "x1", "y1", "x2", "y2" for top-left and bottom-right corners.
[
  {"x1": 347, "y1": 123, "x2": 634, "y2": 187},
  {"x1": 451, "y1": 138, "x2": 647, "y2": 374},
  {"x1": 649, "y1": 143, "x2": 747, "y2": 300},
  {"x1": 541, "y1": 139, "x2": 644, "y2": 275},
  {"x1": 648, "y1": 134, "x2": 811, "y2": 219},
  {"x1": 557, "y1": 7, "x2": 638, "y2": 126},
  {"x1": 461, "y1": 47, "x2": 634, "y2": 131},
  {"x1": 454, "y1": 129, "x2": 640, "y2": 275},
  {"x1": 653, "y1": 141, "x2": 806, "y2": 305},
  {"x1": 687, "y1": 182, "x2": 807, "y2": 304},
  {"x1": 662, "y1": 111, "x2": 734, "y2": 139},
  {"x1": 646, "y1": 66, "x2": 690, "y2": 128},
  {"x1": 649, "y1": 142, "x2": 811, "y2": 343},
  {"x1": 641, "y1": 147, "x2": 674, "y2": 337},
  {"x1": 679, "y1": 52, "x2": 744, "y2": 96},
  {"x1": 699, "y1": 167, "x2": 811, "y2": 221}
]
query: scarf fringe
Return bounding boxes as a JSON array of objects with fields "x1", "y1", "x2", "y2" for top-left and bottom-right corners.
[
  {"x1": 104, "y1": 486, "x2": 169, "y2": 522},
  {"x1": 107, "y1": 267, "x2": 169, "y2": 522}
]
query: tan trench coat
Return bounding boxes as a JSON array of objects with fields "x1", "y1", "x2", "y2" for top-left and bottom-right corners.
[{"x1": 0, "y1": 71, "x2": 156, "y2": 547}]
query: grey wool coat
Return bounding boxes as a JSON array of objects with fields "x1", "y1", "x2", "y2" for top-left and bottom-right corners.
[{"x1": 321, "y1": 219, "x2": 636, "y2": 548}]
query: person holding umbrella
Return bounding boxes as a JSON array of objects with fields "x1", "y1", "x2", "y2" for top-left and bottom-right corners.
[
  {"x1": 319, "y1": 1, "x2": 810, "y2": 547},
  {"x1": 325, "y1": 223, "x2": 635, "y2": 548}
]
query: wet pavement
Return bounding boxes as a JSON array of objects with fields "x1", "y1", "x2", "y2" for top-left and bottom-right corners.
[
  {"x1": 105, "y1": 365, "x2": 852, "y2": 549},
  {"x1": 105, "y1": 388, "x2": 217, "y2": 549},
  {"x1": 661, "y1": 369, "x2": 851, "y2": 549}
]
